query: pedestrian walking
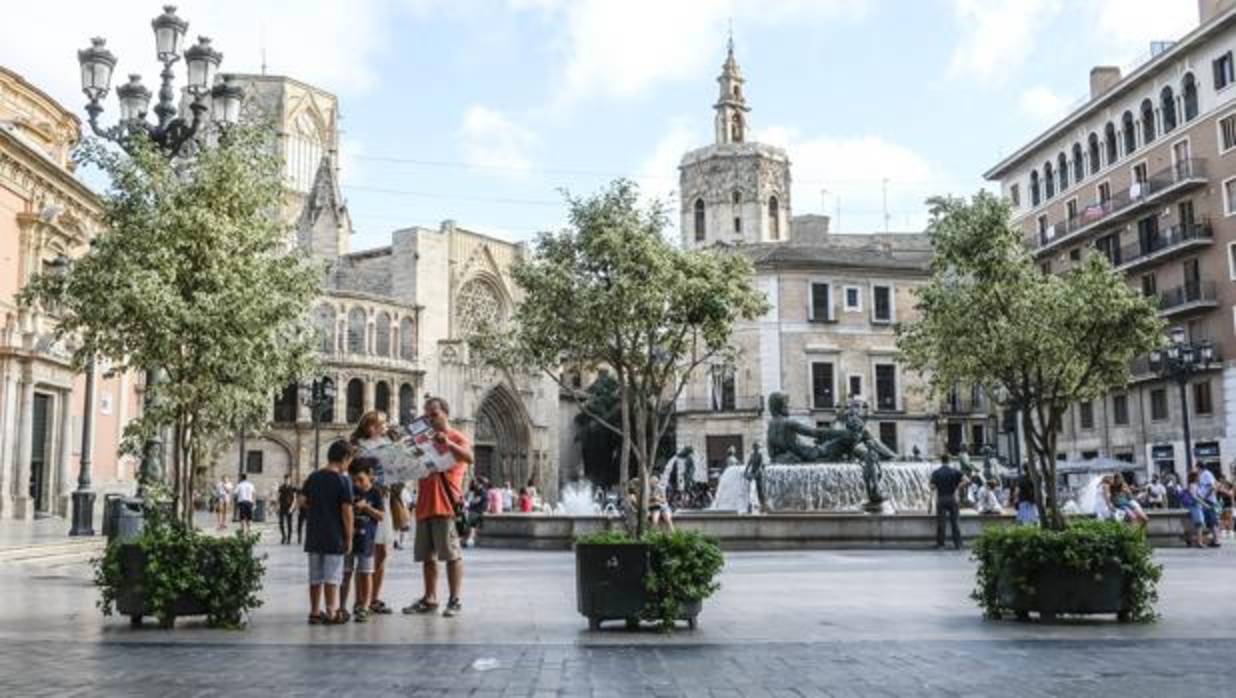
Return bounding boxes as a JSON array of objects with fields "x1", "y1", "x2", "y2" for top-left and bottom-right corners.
[
  {"x1": 930, "y1": 454, "x2": 966, "y2": 550},
  {"x1": 301, "y1": 439, "x2": 355, "y2": 625},
  {"x1": 277, "y1": 474, "x2": 298, "y2": 544},
  {"x1": 215, "y1": 475, "x2": 233, "y2": 530},
  {"x1": 340, "y1": 459, "x2": 384, "y2": 622},
  {"x1": 234, "y1": 473, "x2": 256, "y2": 535},
  {"x1": 1197, "y1": 467, "x2": 1222, "y2": 547},
  {"x1": 403, "y1": 397, "x2": 473, "y2": 618}
]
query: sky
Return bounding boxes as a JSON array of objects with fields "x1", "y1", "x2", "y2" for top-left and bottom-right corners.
[{"x1": 1, "y1": 0, "x2": 1202, "y2": 250}]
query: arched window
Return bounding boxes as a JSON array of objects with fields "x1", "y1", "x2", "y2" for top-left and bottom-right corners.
[
  {"x1": 1140, "y1": 99, "x2": 1155, "y2": 144},
  {"x1": 456, "y1": 278, "x2": 504, "y2": 338},
  {"x1": 1121, "y1": 111, "x2": 1136, "y2": 154},
  {"x1": 1043, "y1": 161, "x2": 1055, "y2": 199},
  {"x1": 1029, "y1": 170, "x2": 1041, "y2": 207},
  {"x1": 273, "y1": 382, "x2": 298, "y2": 423},
  {"x1": 1087, "y1": 133, "x2": 1100, "y2": 175},
  {"x1": 1183, "y1": 73, "x2": 1198, "y2": 121},
  {"x1": 374, "y1": 311, "x2": 391, "y2": 357},
  {"x1": 693, "y1": 198, "x2": 705, "y2": 242},
  {"x1": 731, "y1": 113, "x2": 744, "y2": 142},
  {"x1": 398, "y1": 383, "x2": 415, "y2": 425},
  {"x1": 315, "y1": 304, "x2": 336, "y2": 354},
  {"x1": 1161, "y1": 86, "x2": 1177, "y2": 132},
  {"x1": 1104, "y1": 122, "x2": 1118, "y2": 164},
  {"x1": 768, "y1": 196, "x2": 780, "y2": 239},
  {"x1": 346, "y1": 378, "x2": 364, "y2": 424},
  {"x1": 375, "y1": 381, "x2": 390, "y2": 415},
  {"x1": 347, "y1": 307, "x2": 366, "y2": 354},
  {"x1": 319, "y1": 377, "x2": 335, "y2": 423},
  {"x1": 1071, "y1": 143, "x2": 1084, "y2": 182},
  {"x1": 1057, "y1": 152, "x2": 1068, "y2": 192},
  {"x1": 399, "y1": 317, "x2": 415, "y2": 360}
]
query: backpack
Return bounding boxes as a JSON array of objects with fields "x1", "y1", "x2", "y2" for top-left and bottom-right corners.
[{"x1": 1179, "y1": 488, "x2": 1196, "y2": 508}]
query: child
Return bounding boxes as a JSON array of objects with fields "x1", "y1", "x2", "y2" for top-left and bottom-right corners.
[
  {"x1": 300, "y1": 439, "x2": 355, "y2": 625},
  {"x1": 518, "y1": 487, "x2": 533, "y2": 513},
  {"x1": 342, "y1": 459, "x2": 385, "y2": 622}
]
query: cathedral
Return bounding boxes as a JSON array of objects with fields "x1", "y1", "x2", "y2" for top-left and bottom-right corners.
[{"x1": 212, "y1": 75, "x2": 561, "y2": 502}]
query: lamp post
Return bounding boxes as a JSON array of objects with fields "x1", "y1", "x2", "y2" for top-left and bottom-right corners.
[
  {"x1": 1148, "y1": 326, "x2": 1217, "y2": 477},
  {"x1": 48, "y1": 255, "x2": 98, "y2": 535},
  {"x1": 300, "y1": 379, "x2": 337, "y2": 470},
  {"x1": 75, "y1": 5, "x2": 241, "y2": 496}
]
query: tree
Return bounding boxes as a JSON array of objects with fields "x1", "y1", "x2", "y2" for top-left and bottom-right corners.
[
  {"x1": 573, "y1": 372, "x2": 677, "y2": 488},
  {"x1": 21, "y1": 126, "x2": 319, "y2": 524},
  {"x1": 473, "y1": 180, "x2": 768, "y2": 535},
  {"x1": 897, "y1": 192, "x2": 1163, "y2": 529}
]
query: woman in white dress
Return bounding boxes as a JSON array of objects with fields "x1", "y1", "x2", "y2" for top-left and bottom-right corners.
[{"x1": 350, "y1": 410, "x2": 420, "y2": 616}]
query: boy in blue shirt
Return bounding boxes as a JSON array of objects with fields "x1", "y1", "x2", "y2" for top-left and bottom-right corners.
[{"x1": 342, "y1": 459, "x2": 385, "y2": 622}]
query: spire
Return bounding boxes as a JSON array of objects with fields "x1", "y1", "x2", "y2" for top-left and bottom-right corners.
[{"x1": 714, "y1": 32, "x2": 749, "y2": 145}]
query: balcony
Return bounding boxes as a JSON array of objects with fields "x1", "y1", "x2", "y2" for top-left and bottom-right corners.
[
  {"x1": 677, "y1": 395, "x2": 765, "y2": 415},
  {"x1": 1116, "y1": 221, "x2": 1213, "y2": 272},
  {"x1": 1033, "y1": 158, "x2": 1208, "y2": 256},
  {"x1": 1158, "y1": 280, "x2": 1218, "y2": 317}
]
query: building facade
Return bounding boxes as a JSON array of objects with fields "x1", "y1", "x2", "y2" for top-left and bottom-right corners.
[
  {"x1": 213, "y1": 75, "x2": 561, "y2": 502},
  {"x1": 985, "y1": 0, "x2": 1236, "y2": 479},
  {"x1": 0, "y1": 66, "x2": 140, "y2": 520},
  {"x1": 673, "y1": 47, "x2": 954, "y2": 476}
]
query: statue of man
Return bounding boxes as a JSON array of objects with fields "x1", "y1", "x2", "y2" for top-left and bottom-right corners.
[
  {"x1": 981, "y1": 444, "x2": 999, "y2": 481},
  {"x1": 744, "y1": 441, "x2": 769, "y2": 513},
  {"x1": 766, "y1": 391, "x2": 834, "y2": 463},
  {"x1": 676, "y1": 446, "x2": 696, "y2": 488}
]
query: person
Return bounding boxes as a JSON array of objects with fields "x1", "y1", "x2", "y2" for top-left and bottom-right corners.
[
  {"x1": 930, "y1": 454, "x2": 966, "y2": 550},
  {"x1": 1182, "y1": 471, "x2": 1206, "y2": 547},
  {"x1": 1093, "y1": 475, "x2": 1115, "y2": 521},
  {"x1": 403, "y1": 397, "x2": 473, "y2": 618},
  {"x1": 296, "y1": 489, "x2": 308, "y2": 544},
  {"x1": 215, "y1": 475, "x2": 233, "y2": 530},
  {"x1": 1011, "y1": 472, "x2": 1038, "y2": 525},
  {"x1": 1218, "y1": 477, "x2": 1234, "y2": 539},
  {"x1": 341, "y1": 459, "x2": 384, "y2": 622},
  {"x1": 300, "y1": 439, "x2": 355, "y2": 625},
  {"x1": 975, "y1": 479, "x2": 1003, "y2": 515},
  {"x1": 1111, "y1": 477, "x2": 1148, "y2": 529},
  {"x1": 1146, "y1": 475, "x2": 1166, "y2": 509},
  {"x1": 351, "y1": 410, "x2": 419, "y2": 616},
  {"x1": 648, "y1": 474, "x2": 674, "y2": 532},
  {"x1": 1197, "y1": 467, "x2": 1222, "y2": 547},
  {"x1": 234, "y1": 473, "x2": 256, "y2": 534},
  {"x1": 277, "y1": 474, "x2": 298, "y2": 545},
  {"x1": 486, "y1": 480, "x2": 503, "y2": 514},
  {"x1": 525, "y1": 477, "x2": 539, "y2": 507},
  {"x1": 501, "y1": 482, "x2": 514, "y2": 512},
  {"x1": 464, "y1": 479, "x2": 487, "y2": 546},
  {"x1": 517, "y1": 487, "x2": 534, "y2": 513}
]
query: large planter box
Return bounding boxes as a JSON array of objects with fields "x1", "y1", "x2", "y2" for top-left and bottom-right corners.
[
  {"x1": 996, "y1": 559, "x2": 1128, "y2": 622},
  {"x1": 115, "y1": 544, "x2": 209, "y2": 628},
  {"x1": 575, "y1": 542, "x2": 702, "y2": 630}
]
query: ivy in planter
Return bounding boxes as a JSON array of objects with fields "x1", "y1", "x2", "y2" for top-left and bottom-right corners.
[
  {"x1": 95, "y1": 505, "x2": 266, "y2": 628},
  {"x1": 971, "y1": 520, "x2": 1162, "y2": 623},
  {"x1": 577, "y1": 529, "x2": 725, "y2": 631}
]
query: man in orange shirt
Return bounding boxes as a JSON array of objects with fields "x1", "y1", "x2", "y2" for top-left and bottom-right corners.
[{"x1": 403, "y1": 396, "x2": 474, "y2": 618}]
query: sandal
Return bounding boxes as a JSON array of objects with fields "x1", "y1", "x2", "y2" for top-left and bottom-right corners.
[
  {"x1": 402, "y1": 598, "x2": 439, "y2": 614},
  {"x1": 354, "y1": 607, "x2": 369, "y2": 623},
  {"x1": 308, "y1": 613, "x2": 325, "y2": 625},
  {"x1": 370, "y1": 600, "x2": 393, "y2": 615}
]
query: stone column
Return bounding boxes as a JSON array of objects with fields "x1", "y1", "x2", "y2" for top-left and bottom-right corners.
[
  {"x1": 13, "y1": 367, "x2": 35, "y2": 519},
  {"x1": 363, "y1": 379, "x2": 375, "y2": 413},
  {"x1": 57, "y1": 388, "x2": 74, "y2": 516},
  {"x1": 0, "y1": 360, "x2": 16, "y2": 518}
]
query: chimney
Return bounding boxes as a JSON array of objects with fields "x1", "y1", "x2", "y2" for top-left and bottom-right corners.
[
  {"x1": 1089, "y1": 66, "x2": 1122, "y2": 100},
  {"x1": 1200, "y1": 0, "x2": 1236, "y2": 25}
]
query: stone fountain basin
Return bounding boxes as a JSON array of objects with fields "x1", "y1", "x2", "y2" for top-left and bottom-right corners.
[{"x1": 476, "y1": 511, "x2": 1191, "y2": 551}]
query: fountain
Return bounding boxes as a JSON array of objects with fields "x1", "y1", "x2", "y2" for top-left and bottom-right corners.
[{"x1": 711, "y1": 462, "x2": 936, "y2": 513}]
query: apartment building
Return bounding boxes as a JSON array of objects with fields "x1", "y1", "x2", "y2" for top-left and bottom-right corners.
[{"x1": 985, "y1": 0, "x2": 1236, "y2": 479}]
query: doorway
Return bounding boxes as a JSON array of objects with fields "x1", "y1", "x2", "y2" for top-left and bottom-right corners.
[
  {"x1": 705, "y1": 435, "x2": 743, "y2": 483},
  {"x1": 29, "y1": 393, "x2": 52, "y2": 513}
]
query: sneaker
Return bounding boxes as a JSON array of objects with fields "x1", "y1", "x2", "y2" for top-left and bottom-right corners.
[
  {"x1": 402, "y1": 598, "x2": 439, "y2": 615},
  {"x1": 443, "y1": 598, "x2": 462, "y2": 617}
]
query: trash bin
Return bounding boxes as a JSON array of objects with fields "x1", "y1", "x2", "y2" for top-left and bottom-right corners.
[
  {"x1": 254, "y1": 498, "x2": 267, "y2": 523},
  {"x1": 101, "y1": 493, "x2": 124, "y2": 539},
  {"x1": 113, "y1": 498, "x2": 145, "y2": 544}
]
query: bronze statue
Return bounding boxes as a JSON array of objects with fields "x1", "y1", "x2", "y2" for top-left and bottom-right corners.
[
  {"x1": 766, "y1": 391, "x2": 895, "y2": 512},
  {"x1": 744, "y1": 441, "x2": 769, "y2": 513}
]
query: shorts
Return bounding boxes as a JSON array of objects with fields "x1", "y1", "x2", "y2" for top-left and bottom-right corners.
[
  {"x1": 1203, "y1": 505, "x2": 1219, "y2": 529},
  {"x1": 344, "y1": 552, "x2": 375, "y2": 575},
  {"x1": 1015, "y1": 502, "x2": 1039, "y2": 525},
  {"x1": 307, "y1": 553, "x2": 344, "y2": 586},
  {"x1": 1189, "y1": 506, "x2": 1205, "y2": 527},
  {"x1": 374, "y1": 506, "x2": 394, "y2": 545},
  {"x1": 414, "y1": 517, "x2": 462, "y2": 563},
  {"x1": 238, "y1": 501, "x2": 254, "y2": 521}
]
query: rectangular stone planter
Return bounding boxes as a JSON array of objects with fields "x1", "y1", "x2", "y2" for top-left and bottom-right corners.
[
  {"x1": 575, "y1": 542, "x2": 702, "y2": 630},
  {"x1": 114, "y1": 544, "x2": 209, "y2": 628},
  {"x1": 996, "y1": 560, "x2": 1128, "y2": 622}
]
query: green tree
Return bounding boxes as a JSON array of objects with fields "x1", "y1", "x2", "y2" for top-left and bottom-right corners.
[
  {"x1": 473, "y1": 180, "x2": 768, "y2": 534},
  {"x1": 21, "y1": 127, "x2": 319, "y2": 524},
  {"x1": 897, "y1": 192, "x2": 1163, "y2": 529},
  {"x1": 573, "y1": 372, "x2": 676, "y2": 487}
]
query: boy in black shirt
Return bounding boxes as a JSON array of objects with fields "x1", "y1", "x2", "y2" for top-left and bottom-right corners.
[
  {"x1": 341, "y1": 460, "x2": 385, "y2": 622},
  {"x1": 300, "y1": 440, "x2": 354, "y2": 625}
]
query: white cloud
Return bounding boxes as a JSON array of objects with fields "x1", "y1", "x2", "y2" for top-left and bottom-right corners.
[
  {"x1": 0, "y1": 0, "x2": 394, "y2": 119},
  {"x1": 1018, "y1": 85, "x2": 1071, "y2": 124},
  {"x1": 1094, "y1": 0, "x2": 1198, "y2": 55},
  {"x1": 636, "y1": 118, "x2": 699, "y2": 204},
  {"x1": 529, "y1": 0, "x2": 870, "y2": 105},
  {"x1": 458, "y1": 105, "x2": 538, "y2": 174},
  {"x1": 948, "y1": 0, "x2": 1063, "y2": 84}
]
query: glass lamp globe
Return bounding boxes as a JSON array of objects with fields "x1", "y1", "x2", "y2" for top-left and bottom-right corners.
[
  {"x1": 151, "y1": 5, "x2": 189, "y2": 62},
  {"x1": 77, "y1": 38, "x2": 117, "y2": 101},
  {"x1": 184, "y1": 37, "x2": 221, "y2": 98}
]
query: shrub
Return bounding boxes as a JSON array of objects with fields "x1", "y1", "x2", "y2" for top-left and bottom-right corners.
[
  {"x1": 95, "y1": 506, "x2": 266, "y2": 628},
  {"x1": 971, "y1": 519, "x2": 1161, "y2": 622}
]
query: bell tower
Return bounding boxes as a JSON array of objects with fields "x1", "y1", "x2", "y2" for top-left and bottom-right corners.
[{"x1": 714, "y1": 35, "x2": 750, "y2": 145}]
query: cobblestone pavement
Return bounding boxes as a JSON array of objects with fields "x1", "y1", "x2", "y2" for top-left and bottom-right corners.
[{"x1": 2, "y1": 528, "x2": 1235, "y2": 696}]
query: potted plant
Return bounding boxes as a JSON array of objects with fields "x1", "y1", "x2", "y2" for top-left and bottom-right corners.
[
  {"x1": 95, "y1": 503, "x2": 265, "y2": 629},
  {"x1": 898, "y1": 192, "x2": 1166, "y2": 622},
  {"x1": 575, "y1": 529, "x2": 723, "y2": 631}
]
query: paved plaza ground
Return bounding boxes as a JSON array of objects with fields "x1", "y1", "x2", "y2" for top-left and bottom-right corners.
[{"x1": 1, "y1": 520, "x2": 1234, "y2": 696}]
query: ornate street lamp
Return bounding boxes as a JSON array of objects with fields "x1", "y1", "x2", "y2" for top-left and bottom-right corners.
[
  {"x1": 1148, "y1": 326, "x2": 1218, "y2": 476},
  {"x1": 74, "y1": 6, "x2": 241, "y2": 498},
  {"x1": 300, "y1": 378, "x2": 338, "y2": 470},
  {"x1": 47, "y1": 254, "x2": 97, "y2": 535}
]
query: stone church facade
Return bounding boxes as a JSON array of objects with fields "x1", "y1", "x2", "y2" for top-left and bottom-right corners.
[{"x1": 211, "y1": 74, "x2": 560, "y2": 502}]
